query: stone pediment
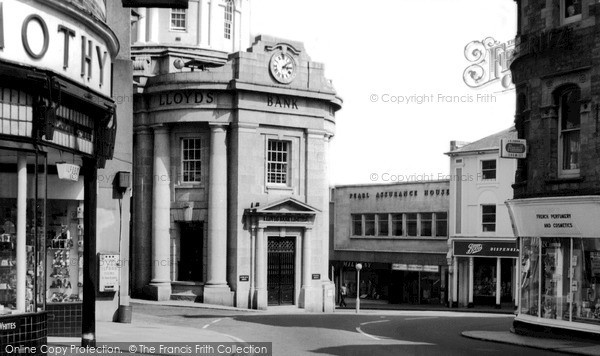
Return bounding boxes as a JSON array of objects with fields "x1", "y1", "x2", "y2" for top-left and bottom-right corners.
[
  {"x1": 244, "y1": 198, "x2": 319, "y2": 227},
  {"x1": 254, "y1": 198, "x2": 319, "y2": 215}
]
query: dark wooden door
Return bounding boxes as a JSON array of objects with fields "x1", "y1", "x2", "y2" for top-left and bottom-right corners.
[
  {"x1": 267, "y1": 237, "x2": 295, "y2": 305},
  {"x1": 178, "y1": 222, "x2": 203, "y2": 281}
]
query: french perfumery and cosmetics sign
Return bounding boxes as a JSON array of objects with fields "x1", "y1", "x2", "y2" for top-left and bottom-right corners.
[
  {"x1": 0, "y1": 0, "x2": 113, "y2": 97},
  {"x1": 507, "y1": 197, "x2": 600, "y2": 238}
]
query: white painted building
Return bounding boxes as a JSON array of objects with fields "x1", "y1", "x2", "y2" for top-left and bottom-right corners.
[{"x1": 446, "y1": 127, "x2": 518, "y2": 309}]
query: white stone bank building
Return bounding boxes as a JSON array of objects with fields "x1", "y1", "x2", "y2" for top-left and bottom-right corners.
[{"x1": 130, "y1": 2, "x2": 341, "y2": 311}]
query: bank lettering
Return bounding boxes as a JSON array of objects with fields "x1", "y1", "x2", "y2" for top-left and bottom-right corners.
[
  {"x1": 158, "y1": 91, "x2": 214, "y2": 106},
  {"x1": 267, "y1": 95, "x2": 298, "y2": 110}
]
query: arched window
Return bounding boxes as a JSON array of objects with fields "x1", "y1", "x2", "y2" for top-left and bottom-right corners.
[
  {"x1": 556, "y1": 86, "x2": 581, "y2": 176},
  {"x1": 224, "y1": 0, "x2": 233, "y2": 39}
]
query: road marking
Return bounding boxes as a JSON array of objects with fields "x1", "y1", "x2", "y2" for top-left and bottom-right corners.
[
  {"x1": 405, "y1": 316, "x2": 439, "y2": 321},
  {"x1": 356, "y1": 326, "x2": 382, "y2": 340},
  {"x1": 360, "y1": 320, "x2": 390, "y2": 326},
  {"x1": 357, "y1": 319, "x2": 435, "y2": 345},
  {"x1": 202, "y1": 318, "x2": 222, "y2": 329}
]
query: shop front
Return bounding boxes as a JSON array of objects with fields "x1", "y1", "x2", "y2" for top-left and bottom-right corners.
[
  {"x1": 451, "y1": 240, "x2": 518, "y2": 308},
  {"x1": 332, "y1": 257, "x2": 447, "y2": 306},
  {"x1": 337, "y1": 261, "x2": 390, "y2": 300},
  {"x1": 390, "y1": 263, "x2": 444, "y2": 305},
  {"x1": 507, "y1": 196, "x2": 600, "y2": 336},
  {"x1": 0, "y1": 0, "x2": 118, "y2": 347}
]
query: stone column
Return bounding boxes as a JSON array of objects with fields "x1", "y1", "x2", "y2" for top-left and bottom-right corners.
[
  {"x1": 303, "y1": 227, "x2": 312, "y2": 288},
  {"x1": 496, "y1": 258, "x2": 502, "y2": 309},
  {"x1": 204, "y1": 124, "x2": 233, "y2": 306},
  {"x1": 302, "y1": 227, "x2": 320, "y2": 311},
  {"x1": 136, "y1": 8, "x2": 147, "y2": 43},
  {"x1": 196, "y1": 0, "x2": 203, "y2": 46},
  {"x1": 249, "y1": 225, "x2": 255, "y2": 308},
  {"x1": 16, "y1": 153, "x2": 26, "y2": 312},
  {"x1": 254, "y1": 227, "x2": 266, "y2": 309},
  {"x1": 321, "y1": 135, "x2": 335, "y2": 312},
  {"x1": 144, "y1": 125, "x2": 171, "y2": 300},
  {"x1": 514, "y1": 258, "x2": 519, "y2": 309},
  {"x1": 133, "y1": 127, "x2": 153, "y2": 295},
  {"x1": 147, "y1": 8, "x2": 159, "y2": 43},
  {"x1": 208, "y1": 0, "x2": 217, "y2": 48},
  {"x1": 452, "y1": 257, "x2": 458, "y2": 307},
  {"x1": 468, "y1": 257, "x2": 474, "y2": 308}
]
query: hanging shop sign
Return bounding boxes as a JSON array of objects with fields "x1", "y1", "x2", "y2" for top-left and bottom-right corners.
[
  {"x1": 0, "y1": 1, "x2": 114, "y2": 97},
  {"x1": 453, "y1": 240, "x2": 518, "y2": 258},
  {"x1": 506, "y1": 197, "x2": 600, "y2": 238},
  {"x1": 500, "y1": 138, "x2": 527, "y2": 159},
  {"x1": 56, "y1": 163, "x2": 81, "y2": 181}
]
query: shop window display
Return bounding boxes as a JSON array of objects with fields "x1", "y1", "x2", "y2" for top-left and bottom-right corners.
[
  {"x1": 46, "y1": 200, "x2": 84, "y2": 304},
  {"x1": 572, "y1": 238, "x2": 600, "y2": 325},
  {"x1": 520, "y1": 237, "x2": 540, "y2": 316},
  {"x1": 540, "y1": 238, "x2": 570, "y2": 321},
  {"x1": 474, "y1": 260, "x2": 496, "y2": 299},
  {"x1": 0, "y1": 149, "x2": 46, "y2": 315},
  {"x1": 519, "y1": 237, "x2": 600, "y2": 326}
]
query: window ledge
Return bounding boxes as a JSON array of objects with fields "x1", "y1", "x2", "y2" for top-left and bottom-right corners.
[
  {"x1": 350, "y1": 236, "x2": 447, "y2": 241},
  {"x1": 176, "y1": 183, "x2": 204, "y2": 189},
  {"x1": 545, "y1": 177, "x2": 585, "y2": 185},
  {"x1": 266, "y1": 185, "x2": 294, "y2": 192},
  {"x1": 477, "y1": 181, "x2": 499, "y2": 187}
]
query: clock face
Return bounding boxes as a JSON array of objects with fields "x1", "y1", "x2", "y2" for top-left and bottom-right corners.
[{"x1": 269, "y1": 52, "x2": 297, "y2": 84}]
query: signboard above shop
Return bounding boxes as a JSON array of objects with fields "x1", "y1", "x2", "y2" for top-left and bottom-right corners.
[
  {"x1": 453, "y1": 240, "x2": 519, "y2": 258},
  {"x1": 392, "y1": 264, "x2": 439, "y2": 272},
  {"x1": 0, "y1": 1, "x2": 116, "y2": 97},
  {"x1": 506, "y1": 197, "x2": 600, "y2": 238}
]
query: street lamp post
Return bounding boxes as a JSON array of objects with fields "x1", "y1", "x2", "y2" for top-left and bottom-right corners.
[{"x1": 355, "y1": 263, "x2": 362, "y2": 314}]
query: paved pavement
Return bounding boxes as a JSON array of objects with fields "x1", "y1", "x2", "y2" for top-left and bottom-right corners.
[
  {"x1": 463, "y1": 331, "x2": 600, "y2": 356},
  {"x1": 45, "y1": 299, "x2": 600, "y2": 355}
]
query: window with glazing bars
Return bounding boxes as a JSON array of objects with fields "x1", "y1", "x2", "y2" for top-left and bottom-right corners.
[
  {"x1": 267, "y1": 140, "x2": 289, "y2": 184},
  {"x1": 171, "y1": 8, "x2": 186, "y2": 30},
  {"x1": 182, "y1": 138, "x2": 202, "y2": 182},
  {"x1": 224, "y1": 0, "x2": 233, "y2": 39}
]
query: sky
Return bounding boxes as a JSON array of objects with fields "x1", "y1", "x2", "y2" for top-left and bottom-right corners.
[{"x1": 250, "y1": 0, "x2": 517, "y2": 185}]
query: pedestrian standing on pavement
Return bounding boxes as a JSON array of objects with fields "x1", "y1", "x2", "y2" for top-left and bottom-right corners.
[{"x1": 339, "y1": 284, "x2": 348, "y2": 307}]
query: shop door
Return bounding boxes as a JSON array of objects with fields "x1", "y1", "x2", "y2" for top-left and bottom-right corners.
[
  {"x1": 267, "y1": 237, "x2": 295, "y2": 305},
  {"x1": 178, "y1": 222, "x2": 203, "y2": 281}
]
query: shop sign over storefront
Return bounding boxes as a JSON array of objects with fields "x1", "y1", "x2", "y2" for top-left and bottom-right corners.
[
  {"x1": 453, "y1": 240, "x2": 518, "y2": 258},
  {"x1": 0, "y1": 1, "x2": 114, "y2": 97},
  {"x1": 506, "y1": 196, "x2": 600, "y2": 238}
]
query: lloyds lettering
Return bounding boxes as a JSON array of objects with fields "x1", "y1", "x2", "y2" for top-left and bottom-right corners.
[{"x1": 158, "y1": 91, "x2": 215, "y2": 106}]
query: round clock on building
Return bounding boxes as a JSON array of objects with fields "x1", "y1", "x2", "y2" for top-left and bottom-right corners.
[{"x1": 269, "y1": 52, "x2": 297, "y2": 84}]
